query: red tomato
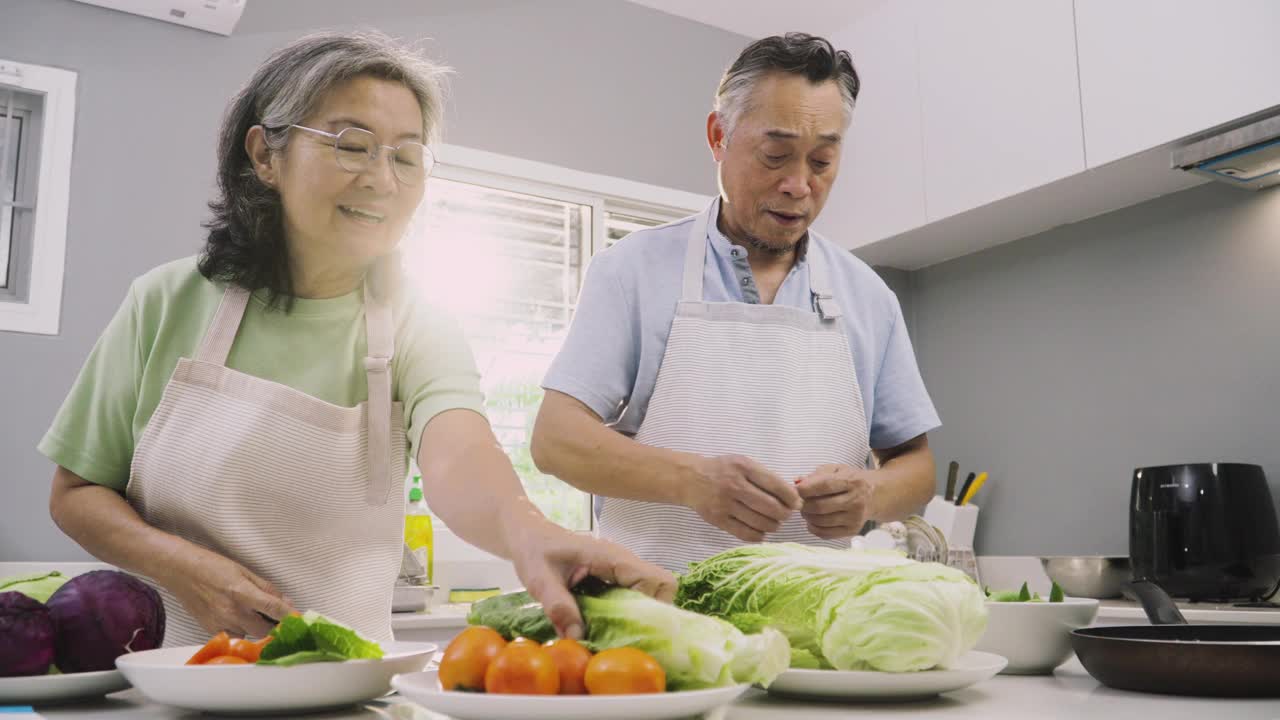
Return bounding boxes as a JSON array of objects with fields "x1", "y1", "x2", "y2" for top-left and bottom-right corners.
[
  {"x1": 584, "y1": 648, "x2": 665, "y2": 695},
  {"x1": 484, "y1": 642, "x2": 560, "y2": 695},
  {"x1": 186, "y1": 632, "x2": 231, "y2": 665},
  {"x1": 226, "y1": 636, "x2": 272, "y2": 663},
  {"x1": 544, "y1": 638, "x2": 592, "y2": 695},
  {"x1": 204, "y1": 655, "x2": 250, "y2": 665},
  {"x1": 439, "y1": 626, "x2": 508, "y2": 691}
]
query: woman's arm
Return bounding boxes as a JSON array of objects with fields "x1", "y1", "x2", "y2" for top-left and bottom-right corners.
[{"x1": 49, "y1": 466, "x2": 293, "y2": 637}]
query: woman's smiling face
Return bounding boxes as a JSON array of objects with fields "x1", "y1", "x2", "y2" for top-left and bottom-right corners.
[{"x1": 260, "y1": 75, "x2": 427, "y2": 271}]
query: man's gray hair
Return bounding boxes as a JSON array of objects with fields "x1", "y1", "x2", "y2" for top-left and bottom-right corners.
[{"x1": 714, "y1": 32, "x2": 860, "y2": 142}]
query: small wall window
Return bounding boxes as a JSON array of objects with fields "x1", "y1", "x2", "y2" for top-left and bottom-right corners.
[{"x1": 0, "y1": 59, "x2": 77, "y2": 335}]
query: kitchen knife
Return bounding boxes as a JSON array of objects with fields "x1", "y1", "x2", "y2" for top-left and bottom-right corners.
[
  {"x1": 955, "y1": 472, "x2": 976, "y2": 506},
  {"x1": 944, "y1": 461, "x2": 959, "y2": 502}
]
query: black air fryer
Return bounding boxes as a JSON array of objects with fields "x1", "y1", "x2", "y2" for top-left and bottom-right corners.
[{"x1": 1130, "y1": 463, "x2": 1280, "y2": 601}]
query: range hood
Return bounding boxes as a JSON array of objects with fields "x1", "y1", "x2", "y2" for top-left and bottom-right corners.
[{"x1": 1172, "y1": 110, "x2": 1280, "y2": 190}]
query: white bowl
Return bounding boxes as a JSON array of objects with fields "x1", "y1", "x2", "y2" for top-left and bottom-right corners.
[
  {"x1": 116, "y1": 641, "x2": 435, "y2": 714},
  {"x1": 974, "y1": 597, "x2": 1099, "y2": 674}
]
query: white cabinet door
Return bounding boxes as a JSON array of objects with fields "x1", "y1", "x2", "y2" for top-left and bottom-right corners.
[
  {"x1": 1076, "y1": 0, "x2": 1280, "y2": 168},
  {"x1": 916, "y1": 0, "x2": 1085, "y2": 222},
  {"x1": 818, "y1": 1, "x2": 927, "y2": 250}
]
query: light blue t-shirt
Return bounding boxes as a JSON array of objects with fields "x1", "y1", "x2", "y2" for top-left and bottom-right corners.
[{"x1": 542, "y1": 210, "x2": 940, "y2": 450}]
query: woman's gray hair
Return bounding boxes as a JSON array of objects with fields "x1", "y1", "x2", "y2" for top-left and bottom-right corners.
[
  {"x1": 714, "y1": 32, "x2": 860, "y2": 143},
  {"x1": 199, "y1": 30, "x2": 450, "y2": 309}
]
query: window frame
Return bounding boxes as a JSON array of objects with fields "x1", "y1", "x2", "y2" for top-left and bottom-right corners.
[
  {"x1": 0, "y1": 58, "x2": 77, "y2": 336},
  {"x1": 433, "y1": 144, "x2": 708, "y2": 260}
]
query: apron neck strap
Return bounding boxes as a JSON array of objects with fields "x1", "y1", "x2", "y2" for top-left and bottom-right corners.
[
  {"x1": 682, "y1": 198, "x2": 842, "y2": 320},
  {"x1": 680, "y1": 200, "x2": 715, "y2": 302},
  {"x1": 362, "y1": 282, "x2": 395, "y2": 506},
  {"x1": 195, "y1": 285, "x2": 252, "y2": 366}
]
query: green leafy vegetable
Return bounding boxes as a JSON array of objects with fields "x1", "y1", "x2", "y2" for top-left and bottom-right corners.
[
  {"x1": 675, "y1": 543, "x2": 988, "y2": 673},
  {"x1": 256, "y1": 611, "x2": 383, "y2": 666},
  {"x1": 468, "y1": 583, "x2": 790, "y2": 689},
  {"x1": 984, "y1": 580, "x2": 1066, "y2": 603},
  {"x1": 465, "y1": 576, "x2": 612, "y2": 643},
  {"x1": 0, "y1": 572, "x2": 68, "y2": 604}
]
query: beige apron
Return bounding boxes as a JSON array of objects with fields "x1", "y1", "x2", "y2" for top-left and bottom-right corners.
[
  {"x1": 598, "y1": 199, "x2": 872, "y2": 574},
  {"x1": 127, "y1": 283, "x2": 406, "y2": 646}
]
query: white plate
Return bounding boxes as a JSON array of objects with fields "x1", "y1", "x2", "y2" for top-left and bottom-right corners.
[
  {"x1": 392, "y1": 670, "x2": 749, "y2": 720},
  {"x1": 116, "y1": 641, "x2": 435, "y2": 715},
  {"x1": 765, "y1": 651, "x2": 1008, "y2": 701},
  {"x1": 0, "y1": 669, "x2": 130, "y2": 704}
]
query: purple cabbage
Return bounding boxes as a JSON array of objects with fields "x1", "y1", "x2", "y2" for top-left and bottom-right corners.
[
  {"x1": 0, "y1": 591, "x2": 56, "y2": 677},
  {"x1": 45, "y1": 570, "x2": 166, "y2": 673}
]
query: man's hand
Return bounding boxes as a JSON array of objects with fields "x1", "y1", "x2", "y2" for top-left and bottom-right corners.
[
  {"x1": 683, "y1": 455, "x2": 802, "y2": 542},
  {"x1": 796, "y1": 464, "x2": 879, "y2": 540}
]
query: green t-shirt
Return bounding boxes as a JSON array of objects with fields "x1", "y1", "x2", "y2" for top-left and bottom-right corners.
[{"x1": 38, "y1": 256, "x2": 487, "y2": 491}]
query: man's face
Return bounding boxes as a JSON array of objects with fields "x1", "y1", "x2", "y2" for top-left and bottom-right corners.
[{"x1": 710, "y1": 73, "x2": 846, "y2": 254}]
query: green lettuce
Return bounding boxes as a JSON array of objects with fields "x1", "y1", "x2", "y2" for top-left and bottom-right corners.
[
  {"x1": 676, "y1": 543, "x2": 987, "y2": 673},
  {"x1": 256, "y1": 611, "x2": 383, "y2": 666},
  {"x1": 468, "y1": 583, "x2": 790, "y2": 690},
  {"x1": 0, "y1": 571, "x2": 68, "y2": 604}
]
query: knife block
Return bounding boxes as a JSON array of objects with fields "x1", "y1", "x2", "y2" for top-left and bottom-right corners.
[{"x1": 924, "y1": 496, "x2": 980, "y2": 550}]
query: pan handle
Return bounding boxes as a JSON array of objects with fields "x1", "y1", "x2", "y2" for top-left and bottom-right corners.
[{"x1": 1125, "y1": 580, "x2": 1188, "y2": 626}]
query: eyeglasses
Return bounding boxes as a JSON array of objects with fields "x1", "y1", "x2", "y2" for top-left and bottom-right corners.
[{"x1": 286, "y1": 124, "x2": 435, "y2": 186}]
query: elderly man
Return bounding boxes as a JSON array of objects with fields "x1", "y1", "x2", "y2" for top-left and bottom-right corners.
[{"x1": 531, "y1": 33, "x2": 939, "y2": 572}]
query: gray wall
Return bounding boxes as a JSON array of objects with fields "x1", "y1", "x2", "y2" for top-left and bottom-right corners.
[
  {"x1": 0, "y1": 0, "x2": 747, "y2": 561},
  {"x1": 911, "y1": 181, "x2": 1280, "y2": 556}
]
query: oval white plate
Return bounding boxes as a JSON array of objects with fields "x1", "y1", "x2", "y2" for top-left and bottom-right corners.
[
  {"x1": 766, "y1": 651, "x2": 1008, "y2": 701},
  {"x1": 0, "y1": 669, "x2": 130, "y2": 704},
  {"x1": 392, "y1": 670, "x2": 749, "y2": 720},
  {"x1": 116, "y1": 641, "x2": 435, "y2": 714}
]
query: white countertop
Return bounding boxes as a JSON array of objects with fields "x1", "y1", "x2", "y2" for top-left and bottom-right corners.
[
  {"x1": 392, "y1": 603, "x2": 471, "y2": 631},
  {"x1": 25, "y1": 660, "x2": 1280, "y2": 719},
  {"x1": 1096, "y1": 598, "x2": 1280, "y2": 625}
]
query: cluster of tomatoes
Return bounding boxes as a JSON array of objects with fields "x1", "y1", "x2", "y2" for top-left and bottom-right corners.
[
  {"x1": 185, "y1": 632, "x2": 273, "y2": 665},
  {"x1": 439, "y1": 626, "x2": 666, "y2": 695}
]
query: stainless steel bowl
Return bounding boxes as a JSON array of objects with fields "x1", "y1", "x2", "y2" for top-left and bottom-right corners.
[{"x1": 1039, "y1": 556, "x2": 1131, "y2": 599}]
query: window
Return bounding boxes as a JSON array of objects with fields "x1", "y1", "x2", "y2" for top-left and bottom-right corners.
[
  {"x1": 0, "y1": 59, "x2": 76, "y2": 335},
  {"x1": 404, "y1": 146, "x2": 708, "y2": 530},
  {"x1": 605, "y1": 210, "x2": 666, "y2": 249}
]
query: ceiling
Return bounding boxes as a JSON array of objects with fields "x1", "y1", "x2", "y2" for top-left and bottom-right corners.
[{"x1": 624, "y1": 0, "x2": 888, "y2": 39}]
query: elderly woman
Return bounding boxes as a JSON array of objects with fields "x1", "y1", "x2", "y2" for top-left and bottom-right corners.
[{"x1": 39, "y1": 31, "x2": 673, "y2": 647}]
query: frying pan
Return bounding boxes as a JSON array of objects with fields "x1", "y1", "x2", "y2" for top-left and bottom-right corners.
[{"x1": 1071, "y1": 580, "x2": 1280, "y2": 697}]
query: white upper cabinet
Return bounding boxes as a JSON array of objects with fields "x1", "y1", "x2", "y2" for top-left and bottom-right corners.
[
  {"x1": 1075, "y1": 0, "x2": 1280, "y2": 168},
  {"x1": 819, "y1": 1, "x2": 927, "y2": 248},
  {"x1": 916, "y1": 0, "x2": 1085, "y2": 221}
]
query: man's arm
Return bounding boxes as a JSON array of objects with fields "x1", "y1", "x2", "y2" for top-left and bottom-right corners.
[{"x1": 869, "y1": 433, "x2": 936, "y2": 520}]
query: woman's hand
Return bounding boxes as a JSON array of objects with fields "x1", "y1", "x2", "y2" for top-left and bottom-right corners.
[
  {"x1": 503, "y1": 511, "x2": 676, "y2": 640},
  {"x1": 50, "y1": 467, "x2": 293, "y2": 639},
  {"x1": 160, "y1": 545, "x2": 295, "y2": 638}
]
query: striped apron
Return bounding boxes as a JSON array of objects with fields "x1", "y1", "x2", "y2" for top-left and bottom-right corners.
[
  {"x1": 598, "y1": 199, "x2": 872, "y2": 574},
  {"x1": 127, "y1": 283, "x2": 406, "y2": 646}
]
